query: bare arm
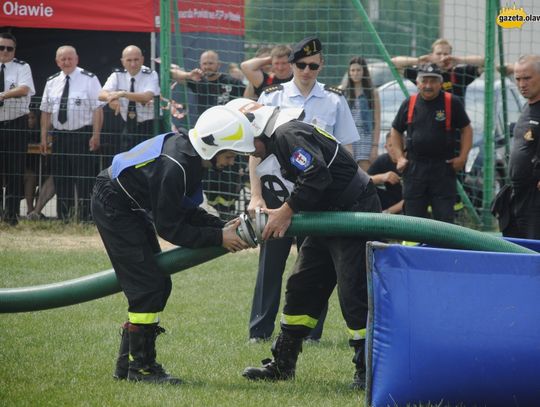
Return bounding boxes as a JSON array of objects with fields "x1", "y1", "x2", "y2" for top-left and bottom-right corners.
[
  {"x1": 391, "y1": 55, "x2": 431, "y2": 68},
  {"x1": 171, "y1": 67, "x2": 203, "y2": 84},
  {"x1": 89, "y1": 107, "x2": 103, "y2": 152},
  {"x1": 100, "y1": 89, "x2": 154, "y2": 104},
  {"x1": 240, "y1": 56, "x2": 271, "y2": 88},
  {"x1": 448, "y1": 124, "x2": 473, "y2": 171},
  {"x1": 247, "y1": 155, "x2": 266, "y2": 216},
  {"x1": 40, "y1": 111, "x2": 52, "y2": 155},
  {"x1": 0, "y1": 84, "x2": 30, "y2": 101},
  {"x1": 390, "y1": 127, "x2": 408, "y2": 172}
]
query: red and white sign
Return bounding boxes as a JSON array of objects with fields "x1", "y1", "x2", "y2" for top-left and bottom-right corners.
[
  {"x1": 177, "y1": 0, "x2": 244, "y2": 35},
  {"x1": 1, "y1": 0, "x2": 156, "y2": 32},
  {"x1": 0, "y1": 0, "x2": 244, "y2": 35}
]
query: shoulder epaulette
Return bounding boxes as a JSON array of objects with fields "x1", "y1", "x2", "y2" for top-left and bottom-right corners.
[
  {"x1": 81, "y1": 69, "x2": 95, "y2": 77},
  {"x1": 13, "y1": 58, "x2": 26, "y2": 65},
  {"x1": 264, "y1": 84, "x2": 283, "y2": 94},
  {"x1": 47, "y1": 72, "x2": 61, "y2": 81},
  {"x1": 324, "y1": 84, "x2": 343, "y2": 96},
  {"x1": 113, "y1": 68, "x2": 125, "y2": 73},
  {"x1": 141, "y1": 67, "x2": 152, "y2": 74}
]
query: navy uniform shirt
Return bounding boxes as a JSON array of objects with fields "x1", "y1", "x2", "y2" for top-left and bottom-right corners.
[
  {"x1": 509, "y1": 101, "x2": 540, "y2": 189},
  {"x1": 392, "y1": 91, "x2": 470, "y2": 160},
  {"x1": 266, "y1": 120, "x2": 360, "y2": 212}
]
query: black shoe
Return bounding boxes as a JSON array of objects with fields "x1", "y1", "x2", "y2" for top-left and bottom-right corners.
[
  {"x1": 242, "y1": 358, "x2": 295, "y2": 381},
  {"x1": 350, "y1": 366, "x2": 366, "y2": 390},
  {"x1": 127, "y1": 362, "x2": 182, "y2": 385}
]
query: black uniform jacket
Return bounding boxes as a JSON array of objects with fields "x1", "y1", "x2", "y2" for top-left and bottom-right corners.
[
  {"x1": 111, "y1": 132, "x2": 225, "y2": 248},
  {"x1": 267, "y1": 120, "x2": 361, "y2": 212}
]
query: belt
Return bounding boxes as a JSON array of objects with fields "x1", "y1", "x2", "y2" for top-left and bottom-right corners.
[{"x1": 330, "y1": 169, "x2": 371, "y2": 210}]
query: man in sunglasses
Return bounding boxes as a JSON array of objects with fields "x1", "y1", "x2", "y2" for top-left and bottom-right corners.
[
  {"x1": 246, "y1": 36, "x2": 359, "y2": 344},
  {"x1": 0, "y1": 32, "x2": 36, "y2": 225}
]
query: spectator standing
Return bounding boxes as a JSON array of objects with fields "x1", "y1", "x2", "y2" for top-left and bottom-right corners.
[
  {"x1": 91, "y1": 106, "x2": 252, "y2": 384},
  {"x1": 502, "y1": 55, "x2": 540, "y2": 239},
  {"x1": 392, "y1": 38, "x2": 484, "y2": 100},
  {"x1": 367, "y1": 132, "x2": 403, "y2": 214},
  {"x1": 246, "y1": 36, "x2": 359, "y2": 343},
  {"x1": 340, "y1": 56, "x2": 381, "y2": 171},
  {"x1": 242, "y1": 46, "x2": 272, "y2": 100},
  {"x1": 390, "y1": 64, "x2": 472, "y2": 223},
  {"x1": 241, "y1": 44, "x2": 293, "y2": 99},
  {"x1": 170, "y1": 50, "x2": 245, "y2": 115},
  {"x1": 100, "y1": 45, "x2": 160, "y2": 152},
  {"x1": 0, "y1": 32, "x2": 35, "y2": 225},
  {"x1": 40, "y1": 45, "x2": 103, "y2": 222},
  {"x1": 209, "y1": 100, "x2": 380, "y2": 389},
  {"x1": 24, "y1": 108, "x2": 55, "y2": 219},
  {"x1": 171, "y1": 50, "x2": 247, "y2": 220}
]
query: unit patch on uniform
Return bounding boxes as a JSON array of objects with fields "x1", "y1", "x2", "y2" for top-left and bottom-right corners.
[
  {"x1": 435, "y1": 110, "x2": 446, "y2": 122},
  {"x1": 290, "y1": 148, "x2": 312, "y2": 171}
]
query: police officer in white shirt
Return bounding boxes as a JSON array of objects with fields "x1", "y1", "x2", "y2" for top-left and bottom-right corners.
[
  {"x1": 40, "y1": 45, "x2": 103, "y2": 222},
  {"x1": 246, "y1": 36, "x2": 360, "y2": 343},
  {"x1": 100, "y1": 45, "x2": 160, "y2": 152},
  {"x1": 0, "y1": 32, "x2": 35, "y2": 225}
]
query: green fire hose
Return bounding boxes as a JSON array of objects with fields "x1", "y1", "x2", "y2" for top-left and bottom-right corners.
[{"x1": 0, "y1": 213, "x2": 535, "y2": 313}]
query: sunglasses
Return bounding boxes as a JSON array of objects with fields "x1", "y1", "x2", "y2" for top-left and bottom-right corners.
[
  {"x1": 0, "y1": 46, "x2": 15, "y2": 52},
  {"x1": 295, "y1": 62, "x2": 320, "y2": 71}
]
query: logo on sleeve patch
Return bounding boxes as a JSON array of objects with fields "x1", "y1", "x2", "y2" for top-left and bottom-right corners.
[{"x1": 290, "y1": 148, "x2": 312, "y2": 171}]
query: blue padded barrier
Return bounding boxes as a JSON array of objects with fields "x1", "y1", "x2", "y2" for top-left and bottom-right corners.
[{"x1": 366, "y1": 242, "x2": 540, "y2": 407}]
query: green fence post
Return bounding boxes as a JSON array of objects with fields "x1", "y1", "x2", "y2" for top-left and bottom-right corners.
[
  {"x1": 482, "y1": 0, "x2": 497, "y2": 229},
  {"x1": 171, "y1": 0, "x2": 190, "y2": 128},
  {"x1": 159, "y1": 0, "x2": 171, "y2": 129},
  {"x1": 497, "y1": 0, "x2": 510, "y2": 181},
  {"x1": 349, "y1": 0, "x2": 409, "y2": 98}
]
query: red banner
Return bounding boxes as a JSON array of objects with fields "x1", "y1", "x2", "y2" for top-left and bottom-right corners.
[
  {"x1": 177, "y1": 0, "x2": 244, "y2": 35},
  {"x1": 0, "y1": 0, "x2": 156, "y2": 32}
]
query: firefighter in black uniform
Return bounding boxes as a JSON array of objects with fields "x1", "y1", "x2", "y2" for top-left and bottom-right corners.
[
  {"x1": 91, "y1": 105, "x2": 253, "y2": 385},
  {"x1": 220, "y1": 99, "x2": 381, "y2": 389},
  {"x1": 390, "y1": 63, "x2": 472, "y2": 223},
  {"x1": 503, "y1": 54, "x2": 540, "y2": 239}
]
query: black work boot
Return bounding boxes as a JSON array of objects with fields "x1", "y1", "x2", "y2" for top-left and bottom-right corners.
[
  {"x1": 127, "y1": 323, "x2": 182, "y2": 385},
  {"x1": 242, "y1": 331, "x2": 303, "y2": 381},
  {"x1": 350, "y1": 340, "x2": 366, "y2": 390},
  {"x1": 113, "y1": 322, "x2": 130, "y2": 380}
]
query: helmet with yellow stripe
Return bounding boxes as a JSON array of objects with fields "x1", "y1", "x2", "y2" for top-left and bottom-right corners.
[
  {"x1": 226, "y1": 98, "x2": 304, "y2": 138},
  {"x1": 188, "y1": 105, "x2": 255, "y2": 160}
]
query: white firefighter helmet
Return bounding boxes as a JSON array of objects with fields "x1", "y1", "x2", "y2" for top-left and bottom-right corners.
[
  {"x1": 225, "y1": 98, "x2": 304, "y2": 138},
  {"x1": 188, "y1": 105, "x2": 255, "y2": 160}
]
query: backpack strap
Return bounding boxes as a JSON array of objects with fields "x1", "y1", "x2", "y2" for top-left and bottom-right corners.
[
  {"x1": 407, "y1": 94, "x2": 417, "y2": 125},
  {"x1": 444, "y1": 91, "x2": 452, "y2": 131}
]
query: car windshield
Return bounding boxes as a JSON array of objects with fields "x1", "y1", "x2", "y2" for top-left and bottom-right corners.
[{"x1": 465, "y1": 78, "x2": 525, "y2": 145}]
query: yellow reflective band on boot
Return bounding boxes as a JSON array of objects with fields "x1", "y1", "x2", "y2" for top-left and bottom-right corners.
[
  {"x1": 348, "y1": 328, "x2": 366, "y2": 340},
  {"x1": 281, "y1": 313, "x2": 318, "y2": 329},
  {"x1": 128, "y1": 312, "x2": 159, "y2": 324}
]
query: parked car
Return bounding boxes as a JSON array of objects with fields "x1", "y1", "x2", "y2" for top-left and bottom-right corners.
[{"x1": 376, "y1": 76, "x2": 525, "y2": 209}]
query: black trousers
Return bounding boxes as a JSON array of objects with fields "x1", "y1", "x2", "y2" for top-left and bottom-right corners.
[
  {"x1": 91, "y1": 175, "x2": 171, "y2": 312},
  {"x1": 249, "y1": 184, "x2": 326, "y2": 340},
  {"x1": 503, "y1": 185, "x2": 540, "y2": 240},
  {"x1": 403, "y1": 159, "x2": 456, "y2": 223},
  {"x1": 0, "y1": 116, "x2": 27, "y2": 221},
  {"x1": 281, "y1": 184, "x2": 382, "y2": 337},
  {"x1": 51, "y1": 127, "x2": 98, "y2": 221}
]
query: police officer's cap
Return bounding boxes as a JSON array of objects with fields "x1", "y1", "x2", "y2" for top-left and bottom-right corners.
[
  {"x1": 417, "y1": 63, "x2": 443, "y2": 81},
  {"x1": 288, "y1": 36, "x2": 322, "y2": 63}
]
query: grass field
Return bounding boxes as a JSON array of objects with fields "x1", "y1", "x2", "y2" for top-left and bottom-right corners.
[{"x1": 0, "y1": 222, "x2": 365, "y2": 407}]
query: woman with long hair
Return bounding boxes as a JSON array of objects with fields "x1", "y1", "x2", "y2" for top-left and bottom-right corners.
[{"x1": 340, "y1": 56, "x2": 381, "y2": 171}]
